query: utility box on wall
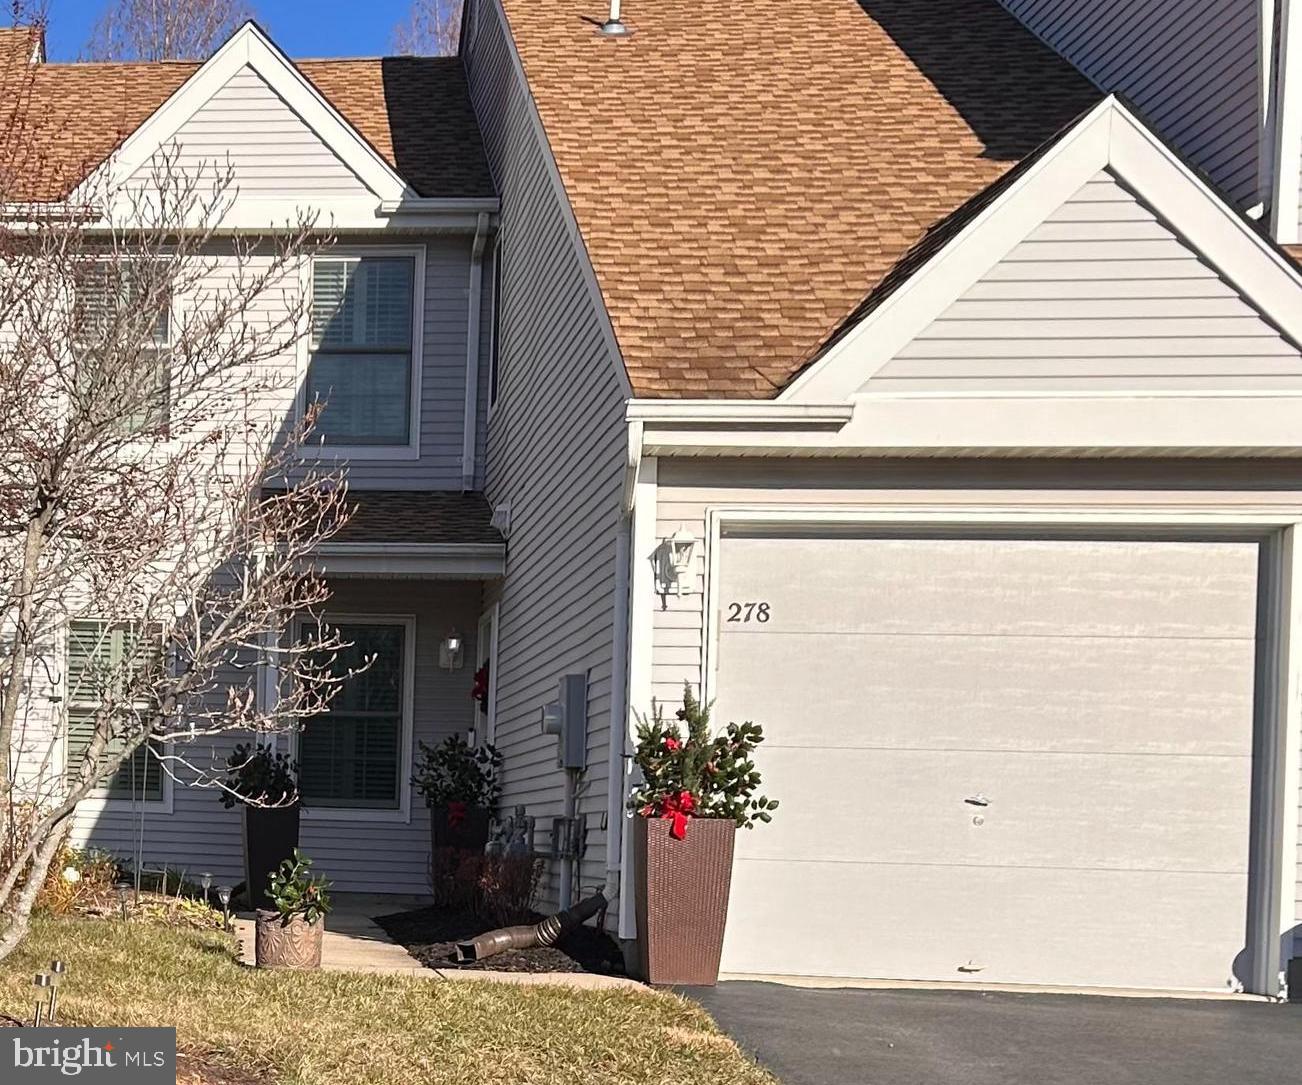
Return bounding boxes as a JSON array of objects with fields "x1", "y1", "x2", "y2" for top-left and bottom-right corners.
[{"x1": 540, "y1": 673, "x2": 588, "y2": 770}]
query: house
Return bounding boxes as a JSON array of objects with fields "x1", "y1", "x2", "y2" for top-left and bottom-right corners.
[{"x1": 3, "y1": 0, "x2": 1302, "y2": 999}]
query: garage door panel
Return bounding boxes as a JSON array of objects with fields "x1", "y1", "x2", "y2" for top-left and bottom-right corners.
[
  {"x1": 715, "y1": 633, "x2": 1256, "y2": 756},
  {"x1": 734, "y1": 747, "x2": 1251, "y2": 873},
  {"x1": 721, "y1": 859, "x2": 1247, "y2": 991},
  {"x1": 714, "y1": 531, "x2": 1260, "y2": 992},
  {"x1": 719, "y1": 536, "x2": 1260, "y2": 639}
]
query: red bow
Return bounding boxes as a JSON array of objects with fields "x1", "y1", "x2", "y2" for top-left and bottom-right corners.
[
  {"x1": 447, "y1": 800, "x2": 468, "y2": 828},
  {"x1": 659, "y1": 789, "x2": 696, "y2": 840}
]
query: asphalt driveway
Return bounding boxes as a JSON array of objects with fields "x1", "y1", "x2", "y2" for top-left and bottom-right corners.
[{"x1": 683, "y1": 982, "x2": 1302, "y2": 1085}]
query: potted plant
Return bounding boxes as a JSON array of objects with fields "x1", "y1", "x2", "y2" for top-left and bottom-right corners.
[
  {"x1": 412, "y1": 735, "x2": 502, "y2": 854},
  {"x1": 629, "y1": 683, "x2": 778, "y2": 986},
  {"x1": 220, "y1": 742, "x2": 299, "y2": 912},
  {"x1": 254, "y1": 849, "x2": 331, "y2": 970}
]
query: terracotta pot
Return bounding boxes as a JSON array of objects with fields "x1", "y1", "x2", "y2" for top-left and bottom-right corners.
[
  {"x1": 429, "y1": 803, "x2": 491, "y2": 853},
  {"x1": 242, "y1": 803, "x2": 300, "y2": 912},
  {"x1": 254, "y1": 909, "x2": 324, "y2": 970},
  {"x1": 634, "y1": 816, "x2": 736, "y2": 986}
]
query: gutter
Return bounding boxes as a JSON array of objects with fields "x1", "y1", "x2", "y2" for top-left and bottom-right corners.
[
  {"x1": 462, "y1": 212, "x2": 492, "y2": 491},
  {"x1": 379, "y1": 197, "x2": 502, "y2": 215},
  {"x1": 625, "y1": 400, "x2": 853, "y2": 426}
]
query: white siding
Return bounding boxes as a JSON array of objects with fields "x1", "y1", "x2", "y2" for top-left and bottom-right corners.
[
  {"x1": 1000, "y1": 0, "x2": 1260, "y2": 209},
  {"x1": 69, "y1": 578, "x2": 482, "y2": 894},
  {"x1": 464, "y1": 0, "x2": 629, "y2": 908},
  {"x1": 133, "y1": 65, "x2": 373, "y2": 199},
  {"x1": 651, "y1": 457, "x2": 1302, "y2": 963},
  {"x1": 869, "y1": 170, "x2": 1302, "y2": 393}
]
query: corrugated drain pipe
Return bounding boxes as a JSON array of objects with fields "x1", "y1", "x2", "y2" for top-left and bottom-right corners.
[{"x1": 455, "y1": 891, "x2": 608, "y2": 963}]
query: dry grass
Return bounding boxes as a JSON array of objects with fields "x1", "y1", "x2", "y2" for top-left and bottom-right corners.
[{"x1": 0, "y1": 917, "x2": 774, "y2": 1085}]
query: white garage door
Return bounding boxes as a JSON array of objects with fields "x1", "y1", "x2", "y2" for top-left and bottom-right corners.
[{"x1": 713, "y1": 533, "x2": 1259, "y2": 991}]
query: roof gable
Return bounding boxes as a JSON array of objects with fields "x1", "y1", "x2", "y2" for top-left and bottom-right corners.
[
  {"x1": 497, "y1": 0, "x2": 1101, "y2": 398},
  {"x1": 783, "y1": 97, "x2": 1302, "y2": 404},
  {"x1": 85, "y1": 22, "x2": 410, "y2": 209}
]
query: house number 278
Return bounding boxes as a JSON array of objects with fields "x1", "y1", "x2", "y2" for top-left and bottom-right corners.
[{"x1": 726, "y1": 602, "x2": 771, "y2": 623}]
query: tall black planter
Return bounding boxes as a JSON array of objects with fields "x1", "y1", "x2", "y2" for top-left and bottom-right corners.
[{"x1": 242, "y1": 803, "x2": 300, "y2": 911}]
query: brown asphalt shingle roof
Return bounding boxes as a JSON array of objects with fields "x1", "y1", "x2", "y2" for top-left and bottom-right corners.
[
  {"x1": 499, "y1": 0, "x2": 1102, "y2": 398},
  {"x1": 0, "y1": 48, "x2": 493, "y2": 201},
  {"x1": 332, "y1": 491, "x2": 503, "y2": 546}
]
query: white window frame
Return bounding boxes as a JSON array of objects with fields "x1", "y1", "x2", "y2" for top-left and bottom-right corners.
[
  {"x1": 297, "y1": 245, "x2": 426, "y2": 461},
  {"x1": 290, "y1": 613, "x2": 416, "y2": 824},
  {"x1": 62, "y1": 619, "x2": 173, "y2": 815}
]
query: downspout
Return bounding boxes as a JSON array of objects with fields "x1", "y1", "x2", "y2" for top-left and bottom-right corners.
[
  {"x1": 461, "y1": 212, "x2": 491, "y2": 491},
  {"x1": 603, "y1": 421, "x2": 641, "y2": 916},
  {"x1": 1270, "y1": 0, "x2": 1302, "y2": 243}
]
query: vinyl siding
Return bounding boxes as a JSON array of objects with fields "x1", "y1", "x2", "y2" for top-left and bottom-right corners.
[
  {"x1": 67, "y1": 578, "x2": 481, "y2": 894},
  {"x1": 464, "y1": 0, "x2": 629, "y2": 909},
  {"x1": 869, "y1": 170, "x2": 1302, "y2": 393},
  {"x1": 133, "y1": 65, "x2": 372, "y2": 198},
  {"x1": 651, "y1": 457, "x2": 1302, "y2": 963},
  {"x1": 1000, "y1": 0, "x2": 1260, "y2": 209}
]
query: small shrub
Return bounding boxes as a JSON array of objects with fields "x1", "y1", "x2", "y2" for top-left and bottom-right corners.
[
  {"x1": 411, "y1": 736, "x2": 501, "y2": 810},
  {"x1": 220, "y1": 742, "x2": 298, "y2": 809},
  {"x1": 35, "y1": 845, "x2": 120, "y2": 916},
  {"x1": 266, "y1": 849, "x2": 331, "y2": 926},
  {"x1": 476, "y1": 854, "x2": 543, "y2": 925}
]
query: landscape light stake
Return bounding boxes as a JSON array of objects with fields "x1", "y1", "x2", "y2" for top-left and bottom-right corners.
[
  {"x1": 217, "y1": 885, "x2": 232, "y2": 931},
  {"x1": 32, "y1": 975, "x2": 50, "y2": 1027},
  {"x1": 200, "y1": 871, "x2": 213, "y2": 903},
  {"x1": 116, "y1": 879, "x2": 131, "y2": 921},
  {"x1": 47, "y1": 961, "x2": 66, "y2": 1023}
]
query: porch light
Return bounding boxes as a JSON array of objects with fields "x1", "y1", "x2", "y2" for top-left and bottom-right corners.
[
  {"x1": 439, "y1": 632, "x2": 464, "y2": 671},
  {"x1": 659, "y1": 529, "x2": 697, "y2": 597}
]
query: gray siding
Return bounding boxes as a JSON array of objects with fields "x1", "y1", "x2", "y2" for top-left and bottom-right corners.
[
  {"x1": 70, "y1": 578, "x2": 481, "y2": 894},
  {"x1": 463, "y1": 0, "x2": 629, "y2": 907},
  {"x1": 135, "y1": 65, "x2": 371, "y2": 197},
  {"x1": 1001, "y1": 0, "x2": 1260, "y2": 209},
  {"x1": 870, "y1": 170, "x2": 1302, "y2": 393},
  {"x1": 652, "y1": 457, "x2": 1302, "y2": 962}
]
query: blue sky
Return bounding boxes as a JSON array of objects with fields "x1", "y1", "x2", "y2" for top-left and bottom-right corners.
[{"x1": 43, "y1": 0, "x2": 417, "y2": 60}]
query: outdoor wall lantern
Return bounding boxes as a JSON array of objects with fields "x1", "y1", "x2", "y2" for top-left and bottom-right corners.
[
  {"x1": 658, "y1": 529, "x2": 698, "y2": 597},
  {"x1": 439, "y1": 632, "x2": 464, "y2": 671}
]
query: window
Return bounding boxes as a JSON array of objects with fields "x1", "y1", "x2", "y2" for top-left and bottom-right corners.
[
  {"x1": 73, "y1": 263, "x2": 172, "y2": 433},
  {"x1": 308, "y1": 256, "x2": 415, "y2": 446},
  {"x1": 488, "y1": 243, "x2": 502, "y2": 409},
  {"x1": 65, "y1": 620, "x2": 164, "y2": 802},
  {"x1": 299, "y1": 622, "x2": 407, "y2": 810}
]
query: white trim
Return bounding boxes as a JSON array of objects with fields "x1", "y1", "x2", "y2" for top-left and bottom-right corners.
[
  {"x1": 311, "y1": 542, "x2": 505, "y2": 579},
  {"x1": 1259, "y1": 0, "x2": 1281, "y2": 211},
  {"x1": 475, "y1": 603, "x2": 500, "y2": 745},
  {"x1": 475, "y1": 0, "x2": 635, "y2": 401},
  {"x1": 291, "y1": 613, "x2": 417, "y2": 824},
  {"x1": 625, "y1": 400, "x2": 852, "y2": 426},
  {"x1": 74, "y1": 23, "x2": 411, "y2": 209},
  {"x1": 1272, "y1": 0, "x2": 1302, "y2": 244},
  {"x1": 782, "y1": 96, "x2": 1302, "y2": 411},
  {"x1": 379, "y1": 198, "x2": 501, "y2": 215},
  {"x1": 297, "y1": 245, "x2": 426, "y2": 462},
  {"x1": 618, "y1": 456, "x2": 658, "y2": 940},
  {"x1": 463, "y1": 214, "x2": 491, "y2": 490},
  {"x1": 696, "y1": 500, "x2": 1302, "y2": 998}
]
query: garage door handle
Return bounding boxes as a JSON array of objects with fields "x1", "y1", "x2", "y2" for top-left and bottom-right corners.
[{"x1": 964, "y1": 794, "x2": 991, "y2": 807}]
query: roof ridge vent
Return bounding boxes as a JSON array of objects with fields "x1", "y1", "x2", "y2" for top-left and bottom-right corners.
[{"x1": 597, "y1": 0, "x2": 632, "y2": 37}]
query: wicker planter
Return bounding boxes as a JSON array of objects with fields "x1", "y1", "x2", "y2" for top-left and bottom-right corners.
[
  {"x1": 242, "y1": 803, "x2": 300, "y2": 912},
  {"x1": 429, "y1": 803, "x2": 492, "y2": 853},
  {"x1": 634, "y1": 816, "x2": 736, "y2": 986},
  {"x1": 254, "y1": 910, "x2": 324, "y2": 970}
]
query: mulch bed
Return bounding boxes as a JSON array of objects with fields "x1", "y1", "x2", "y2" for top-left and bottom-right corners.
[{"x1": 375, "y1": 906, "x2": 628, "y2": 976}]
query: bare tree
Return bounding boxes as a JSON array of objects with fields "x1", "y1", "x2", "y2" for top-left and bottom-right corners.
[
  {"x1": 392, "y1": 0, "x2": 462, "y2": 56},
  {"x1": 0, "y1": 78, "x2": 353, "y2": 956},
  {"x1": 85, "y1": 0, "x2": 253, "y2": 61}
]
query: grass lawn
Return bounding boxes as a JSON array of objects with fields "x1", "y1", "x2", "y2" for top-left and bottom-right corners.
[{"x1": 0, "y1": 917, "x2": 774, "y2": 1085}]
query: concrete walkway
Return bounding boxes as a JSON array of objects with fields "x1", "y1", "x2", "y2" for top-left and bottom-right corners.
[{"x1": 233, "y1": 893, "x2": 639, "y2": 990}]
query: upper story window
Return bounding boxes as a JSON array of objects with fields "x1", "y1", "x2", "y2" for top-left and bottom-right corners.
[
  {"x1": 308, "y1": 254, "x2": 417, "y2": 448},
  {"x1": 73, "y1": 263, "x2": 172, "y2": 434}
]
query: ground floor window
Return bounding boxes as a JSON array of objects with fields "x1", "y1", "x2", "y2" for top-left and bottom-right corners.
[
  {"x1": 65, "y1": 620, "x2": 164, "y2": 801},
  {"x1": 298, "y1": 621, "x2": 408, "y2": 810}
]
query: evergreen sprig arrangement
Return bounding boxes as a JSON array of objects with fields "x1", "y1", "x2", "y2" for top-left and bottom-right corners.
[{"x1": 629, "y1": 683, "x2": 778, "y2": 833}]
